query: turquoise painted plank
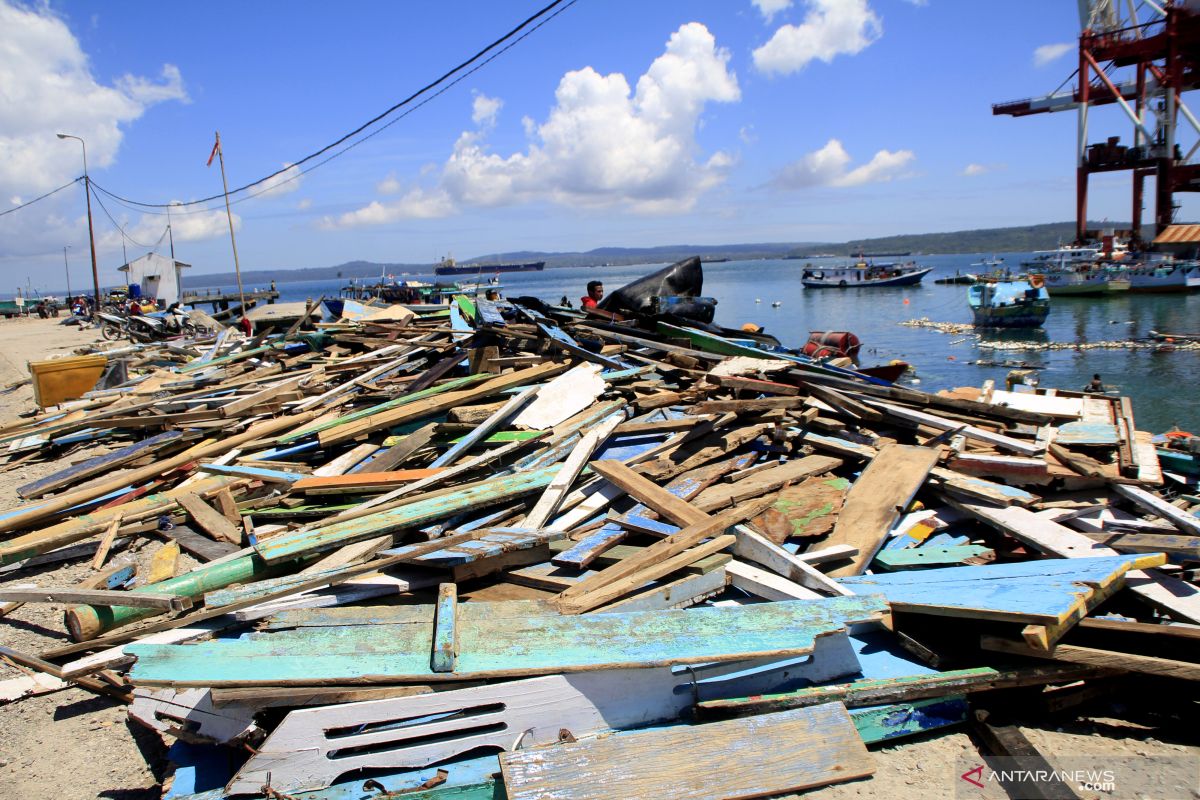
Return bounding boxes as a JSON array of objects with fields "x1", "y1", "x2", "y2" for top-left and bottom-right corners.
[
  {"x1": 873, "y1": 545, "x2": 993, "y2": 571},
  {"x1": 1057, "y1": 420, "x2": 1120, "y2": 446},
  {"x1": 128, "y1": 595, "x2": 888, "y2": 687},
  {"x1": 840, "y1": 554, "x2": 1156, "y2": 623}
]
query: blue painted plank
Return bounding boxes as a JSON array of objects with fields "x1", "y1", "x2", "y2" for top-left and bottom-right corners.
[
  {"x1": 840, "y1": 554, "x2": 1161, "y2": 624},
  {"x1": 198, "y1": 463, "x2": 306, "y2": 483}
]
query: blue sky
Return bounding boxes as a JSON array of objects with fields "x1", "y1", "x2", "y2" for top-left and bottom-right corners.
[{"x1": 1, "y1": 0, "x2": 1195, "y2": 290}]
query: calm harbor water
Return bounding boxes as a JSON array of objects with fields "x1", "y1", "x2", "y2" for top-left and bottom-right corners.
[{"x1": 196, "y1": 252, "x2": 1200, "y2": 432}]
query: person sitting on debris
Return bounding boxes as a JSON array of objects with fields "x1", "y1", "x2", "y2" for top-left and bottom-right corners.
[
  {"x1": 559, "y1": 295, "x2": 572, "y2": 308},
  {"x1": 580, "y1": 280, "x2": 604, "y2": 310},
  {"x1": 484, "y1": 289, "x2": 500, "y2": 301},
  {"x1": 1084, "y1": 374, "x2": 1104, "y2": 394}
]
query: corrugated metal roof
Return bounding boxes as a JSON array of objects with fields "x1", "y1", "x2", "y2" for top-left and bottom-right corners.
[{"x1": 1153, "y1": 224, "x2": 1200, "y2": 244}]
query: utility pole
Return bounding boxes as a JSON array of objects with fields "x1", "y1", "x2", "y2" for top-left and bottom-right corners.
[
  {"x1": 208, "y1": 131, "x2": 247, "y2": 315},
  {"x1": 63, "y1": 245, "x2": 72, "y2": 302},
  {"x1": 56, "y1": 134, "x2": 101, "y2": 305}
]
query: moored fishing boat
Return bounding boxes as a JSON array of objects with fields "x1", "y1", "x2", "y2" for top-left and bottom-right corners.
[
  {"x1": 800, "y1": 260, "x2": 931, "y2": 288},
  {"x1": 1041, "y1": 267, "x2": 1130, "y2": 296},
  {"x1": 1127, "y1": 262, "x2": 1195, "y2": 292},
  {"x1": 967, "y1": 276, "x2": 1050, "y2": 328}
]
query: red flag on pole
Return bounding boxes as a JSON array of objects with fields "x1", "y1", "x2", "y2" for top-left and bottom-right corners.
[{"x1": 206, "y1": 133, "x2": 220, "y2": 167}]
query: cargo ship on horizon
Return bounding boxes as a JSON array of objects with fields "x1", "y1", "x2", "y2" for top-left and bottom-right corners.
[{"x1": 434, "y1": 256, "x2": 545, "y2": 276}]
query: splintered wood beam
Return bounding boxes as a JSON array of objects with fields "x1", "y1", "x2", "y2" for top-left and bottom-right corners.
[
  {"x1": 587, "y1": 459, "x2": 710, "y2": 527},
  {"x1": 980, "y1": 636, "x2": 1200, "y2": 681},
  {"x1": 176, "y1": 493, "x2": 242, "y2": 544},
  {"x1": 0, "y1": 588, "x2": 190, "y2": 611},
  {"x1": 430, "y1": 583, "x2": 458, "y2": 673}
]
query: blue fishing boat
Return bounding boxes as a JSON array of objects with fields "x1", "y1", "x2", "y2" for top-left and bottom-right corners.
[{"x1": 967, "y1": 277, "x2": 1050, "y2": 328}]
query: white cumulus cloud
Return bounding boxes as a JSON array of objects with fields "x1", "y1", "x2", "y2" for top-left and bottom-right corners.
[
  {"x1": 1033, "y1": 43, "x2": 1073, "y2": 67},
  {"x1": 253, "y1": 163, "x2": 303, "y2": 198},
  {"x1": 962, "y1": 163, "x2": 987, "y2": 177},
  {"x1": 471, "y1": 93, "x2": 503, "y2": 127},
  {"x1": 326, "y1": 22, "x2": 741, "y2": 228},
  {"x1": 752, "y1": 0, "x2": 793, "y2": 22},
  {"x1": 771, "y1": 138, "x2": 914, "y2": 189},
  {"x1": 0, "y1": 1, "x2": 188, "y2": 196},
  {"x1": 753, "y1": 0, "x2": 882, "y2": 76}
]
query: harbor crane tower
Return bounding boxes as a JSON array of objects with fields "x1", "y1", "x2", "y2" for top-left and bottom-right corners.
[{"x1": 993, "y1": 0, "x2": 1200, "y2": 245}]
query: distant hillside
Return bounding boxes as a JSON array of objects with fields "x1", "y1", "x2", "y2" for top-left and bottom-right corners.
[
  {"x1": 807, "y1": 221, "x2": 1156, "y2": 258},
  {"x1": 180, "y1": 221, "x2": 1168, "y2": 287}
]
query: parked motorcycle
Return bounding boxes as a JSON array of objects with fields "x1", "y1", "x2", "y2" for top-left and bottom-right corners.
[{"x1": 95, "y1": 311, "x2": 128, "y2": 341}]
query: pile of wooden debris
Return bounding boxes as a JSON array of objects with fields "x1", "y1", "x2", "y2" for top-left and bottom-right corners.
[{"x1": 0, "y1": 291, "x2": 1197, "y2": 800}]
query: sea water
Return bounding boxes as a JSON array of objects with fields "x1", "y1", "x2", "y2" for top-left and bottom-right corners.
[{"x1": 193, "y1": 252, "x2": 1200, "y2": 432}]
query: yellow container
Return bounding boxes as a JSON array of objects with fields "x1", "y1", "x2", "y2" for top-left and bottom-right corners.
[{"x1": 28, "y1": 354, "x2": 108, "y2": 408}]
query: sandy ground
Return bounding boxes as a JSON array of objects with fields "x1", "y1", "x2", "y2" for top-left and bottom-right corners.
[{"x1": 0, "y1": 317, "x2": 1196, "y2": 800}]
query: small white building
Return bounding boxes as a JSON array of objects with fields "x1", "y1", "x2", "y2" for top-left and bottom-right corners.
[{"x1": 118, "y1": 253, "x2": 190, "y2": 306}]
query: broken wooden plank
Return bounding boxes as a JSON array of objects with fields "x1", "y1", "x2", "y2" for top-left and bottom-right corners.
[
  {"x1": 523, "y1": 414, "x2": 623, "y2": 530},
  {"x1": 430, "y1": 583, "x2": 458, "y2": 673},
  {"x1": 823, "y1": 444, "x2": 940, "y2": 577},
  {"x1": 950, "y1": 500, "x2": 1200, "y2": 625},
  {"x1": 176, "y1": 492, "x2": 242, "y2": 544},
  {"x1": 980, "y1": 636, "x2": 1200, "y2": 681},
  {"x1": 588, "y1": 459, "x2": 710, "y2": 527},
  {"x1": 841, "y1": 554, "x2": 1163, "y2": 650},
  {"x1": 1112, "y1": 482, "x2": 1200, "y2": 536}
]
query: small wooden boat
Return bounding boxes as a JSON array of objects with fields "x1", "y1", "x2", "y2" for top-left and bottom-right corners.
[
  {"x1": 801, "y1": 261, "x2": 931, "y2": 288},
  {"x1": 967, "y1": 276, "x2": 1050, "y2": 329}
]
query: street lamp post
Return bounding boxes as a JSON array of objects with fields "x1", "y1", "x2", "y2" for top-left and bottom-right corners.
[
  {"x1": 56, "y1": 133, "x2": 101, "y2": 307},
  {"x1": 62, "y1": 245, "x2": 72, "y2": 303}
]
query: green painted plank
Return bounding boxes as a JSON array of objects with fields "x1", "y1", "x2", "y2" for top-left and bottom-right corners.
[
  {"x1": 278, "y1": 374, "x2": 490, "y2": 443},
  {"x1": 252, "y1": 465, "x2": 561, "y2": 564},
  {"x1": 127, "y1": 595, "x2": 887, "y2": 687}
]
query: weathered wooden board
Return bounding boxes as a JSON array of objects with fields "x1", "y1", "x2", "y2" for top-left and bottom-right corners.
[
  {"x1": 824, "y1": 444, "x2": 940, "y2": 577},
  {"x1": 692, "y1": 455, "x2": 843, "y2": 512},
  {"x1": 498, "y1": 702, "x2": 873, "y2": 800},
  {"x1": 512, "y1": 363, "x2": 606, "y2": 430},
  {"x1": 750, "y1": 475, "x2": 849, "y2": 543},
  {"x1": 840, "y1": 554, "x2": 1162, "y2": 649},
  {"x1": 127, "y1": 595, "x2": 887, "y2": 687}
]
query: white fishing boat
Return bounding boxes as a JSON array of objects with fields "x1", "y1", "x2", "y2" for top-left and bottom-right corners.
[
  {"x1": 800, "y1": 261, "x2": 931, "y2": 288},
  {"x1": 1127, "y1": 261, "x2": 1195, "y2": 292}
]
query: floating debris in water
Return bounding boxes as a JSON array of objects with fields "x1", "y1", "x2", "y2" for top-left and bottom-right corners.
[{"x1": 899, "y1": 318, "x2": 1200, "y2": 352}]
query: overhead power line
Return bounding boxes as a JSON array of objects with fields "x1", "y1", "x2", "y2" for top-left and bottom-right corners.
[
  {"x1": 90, "y1": 0, "x2": 577, "y2": 211},
  {"x1": 0, "y1": 177, "x2": 82, "y2": 218}
]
